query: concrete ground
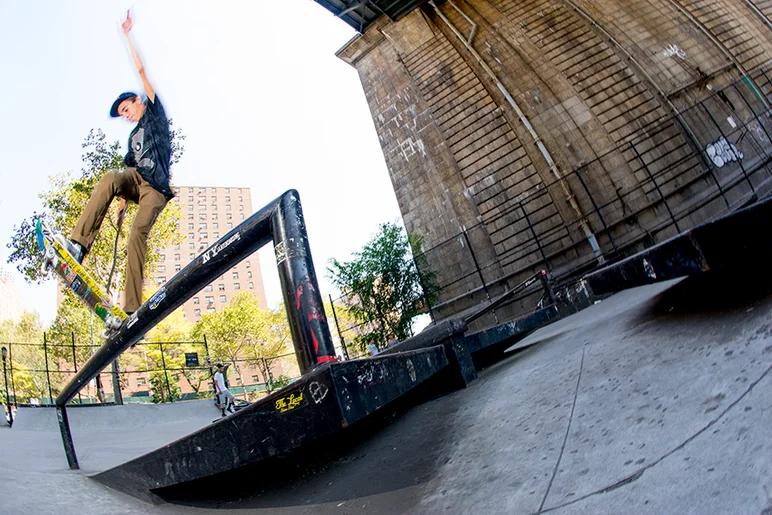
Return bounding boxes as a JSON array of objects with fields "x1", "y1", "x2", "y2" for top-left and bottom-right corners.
[{"x1": 1, "y1": 272, "x2": 771, "y2": 514}]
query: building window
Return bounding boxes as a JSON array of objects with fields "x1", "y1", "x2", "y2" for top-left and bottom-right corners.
[
  {"x1": 249, "y1": 282, "x2": 254, "y2": 289},
  {"x1": 213, "y1": 222, "x2": 219, "y2": 229},
  {"x1": 188, "y1": 233, "x2": 194, "y2": 240},
  {"x1": 252, "y1": 375, "x2": 259, "y2": 383},
  {"x1": 234, "y1": 283, "x2": 241, "y2": 290},
  {"x1": 199, "y1": 242, "x2": 208, "y2": 249},
  {"x1": 157, "y1": 276, "x2": 166, "y2": 284},
  {"x1": 188, "y1": 242, "x2": 195, "y2": 249},
  {"x1": 199, "y1": 204, "x2": 206, "y2": 210},
  {"x1": 174, "y1": 254, "x2": 180, "y2": 261},
  {"x1": 175, "y1": 264, "x2": 181, "y2": 272},
  {"x1": 200, "y1": 223, "x2": 207, "y2": 230},
  {"x1": 238, "y1": 188, "x2": 242, "y2": 194},
  {"x1": 174, "y1": 243, "x2": 181, "y2": 250},
  {"x1": 232, "y1": 271, "x2": 239, "y2": 279},
  {"x1": 199, "y1": 187, "x2": 206, "y2": 194},
  {"x1": 205, "y1": 296, "x2": 214, "y2": 304},
  {"x1": 187, "y1": 195, "x2": 193, "y2": 202},
  {"x1": 225, "y1": 196, "x2": 231, "y2": 202},
  {"x1": 188, "y1": 205, "x2": 193, "y2": 211},
  {"x1": 239, "y1": 205, "x2": 244, "y2": 211},
  {"x1": 211, "y1": 196, "x2": 217, "y2": 203},
  {"x1": 205, "y1": 285, "x2": 213, "y2": 292},
  {"x1": 245, "y1": 261, "x2": 250, "y2": 268},
  {"x1": 226, "y1": 213, "x2": 232, "y2": 220},
  {"x1": 193, "y1": 297, "x2": 200, "y2": 304},
  {"x1": 220, "y1": 295, "x2": 226, "y2": 303},
  {"x1": 212, "y1": 214, "x2": 218, "y2": 220},
  {"x1": 225, "y1": 187, "x2": 230, "y2": 193},
  {"x1": 207, "y1": 307, "x2": 216, "y2": 313},
  {"x1": 218, "y1": 284, "x2": 225, "y2": 291},
  {"x1": 189, "y1": 252, "x2": 195, "y2": 259},
  {"x1": 247, "y1": 271, "x2": 252, "y2": 278},
  {"x1": 227, "y1": 222, "x2": 232, "y2": 229},
  {"x1": 226, "y1": 204, "x2": 231, "y2": 211},
  {"x1": 160, "y1": 254, "x2": 166, "y2": 260},
  {"x1": 137, "y1": 376, "x2": 147, "y2": 385},
  {"x1": 198, "y1": 213, "x2": 205, "y2": 221},
  {"x1": 240, "y1": 213, "x2": 245, "y2": 220},
  {"x1": 239, "y1": 196, "x2": 243, "y2": 202},
  {"x1": 188, "y1": 187, "x2": 194, "y2": 193},
  {"x1": 211, "y1": 204, "x2": 217, "y2": 211},
  {"x1": 158, "y1": 265, "x2": 166, "y2": 272},
  {"x1": 213, "y1": 232, "x2": 219, "y2": 239},
  {"x1": 211, "y1": 187, "x2": 217, "y2": 193},
  {"x1": 195, "y1": 309, "x2": 201, "y2": 317},
  {"x1": 187, "y1": 213, "x2": 194, "y2": 220},
  {"x1": 188, "y1": 223, "x2": 194, "y2": 230},
  {"x1": 200, "y1": 232, "x2": 208, "y2": 240}
]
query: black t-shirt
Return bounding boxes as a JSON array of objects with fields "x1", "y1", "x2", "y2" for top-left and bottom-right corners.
[{"x1": 123, "y1": 96, "x2": 174, "y2": 198}]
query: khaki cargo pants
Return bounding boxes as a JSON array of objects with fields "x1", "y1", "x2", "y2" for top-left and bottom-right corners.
[{"x1": 71, "y1": 167, "x2": 167, "y2": 314}]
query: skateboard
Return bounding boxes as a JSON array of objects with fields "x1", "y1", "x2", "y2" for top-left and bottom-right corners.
[{"x1": 35, "y1": 219, "x2": 127, "y2": 337}]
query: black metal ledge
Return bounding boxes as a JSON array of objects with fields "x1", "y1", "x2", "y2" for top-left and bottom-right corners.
[
  {"x1": 94, "y1": 347, "x2": 448, "y2": 501},
  {"x1": 585, "y1": 195, "x2": 772, "y2": 295}
]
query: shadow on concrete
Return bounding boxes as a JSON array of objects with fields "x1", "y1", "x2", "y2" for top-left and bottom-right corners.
[{"x1": 156, "y1": 383, "x2": 461, "y2": 510}]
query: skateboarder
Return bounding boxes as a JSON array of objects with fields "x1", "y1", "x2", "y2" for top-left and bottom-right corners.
[
  {"x1": 214, "y1": 363, "x2": 236, "y2": 415},
  {"x1": 69, "y1": 10, "x2": 174, "y2": 316}
]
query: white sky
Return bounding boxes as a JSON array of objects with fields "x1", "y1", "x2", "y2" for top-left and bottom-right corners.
[{"x1": 0, "y1": 1, "x2": 403, "y2": 325}]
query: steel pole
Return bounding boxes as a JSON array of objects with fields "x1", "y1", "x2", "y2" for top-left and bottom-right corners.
[{"x1": 1, "y1": 347, "x2": 12, "y2": 427}]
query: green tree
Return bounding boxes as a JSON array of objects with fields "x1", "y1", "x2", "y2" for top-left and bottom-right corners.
[
  {"x1": 190, "y1": 293, "x2": 293, "y2": 395},
  {"x1": 323, "y1": 298, "x2": 359, "y2": 358},
  {"x1": 327, "y1": 222, "x2": 435, "y2": 354},
  {"x1": 116, "y1": 308, "x2": 201, "y2": 403},
  {"x1": 6, "y1": 127, "x2": 185, "y2": 298},
  {"x1": 0, "y1": 313, "x2": 49, "y2": 403}
]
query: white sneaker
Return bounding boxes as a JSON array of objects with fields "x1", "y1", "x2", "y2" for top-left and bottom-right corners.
[{"x1": 228, "y1": 405, "x2": 236, "y2": 413}]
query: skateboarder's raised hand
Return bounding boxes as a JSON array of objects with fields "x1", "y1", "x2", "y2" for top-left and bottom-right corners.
[{"x1": 121, "y1": 10, "x2": 155, "y2": 103}]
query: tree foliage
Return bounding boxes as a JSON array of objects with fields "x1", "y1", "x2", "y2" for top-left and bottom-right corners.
[
  {"x1": 0, "y1": 313, "x2": 49, "y2": 403},
  {"x1": 6, "y1": 127, "x2": 185, "y2": 299},
  {"x1": 190, "y1": 292, "x2": 293, "y2": 393},
  {"x1": 327, "y1": 222, "x2": 435, "y2": 354}
]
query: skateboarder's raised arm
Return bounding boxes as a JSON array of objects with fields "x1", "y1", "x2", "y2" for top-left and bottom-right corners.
[{"x1": 121, "y1": 10, "x2": 155, "y2": 103}]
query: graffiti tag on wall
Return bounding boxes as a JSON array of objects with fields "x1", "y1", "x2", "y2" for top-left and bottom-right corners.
[
  {"x1": 705, "y1": 137, "x2": 743, "y2": 168},
  {"x1": 662, "y1": 44, "x2": 686, "y2": 60}
]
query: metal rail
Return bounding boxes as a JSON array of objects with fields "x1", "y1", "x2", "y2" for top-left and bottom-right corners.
[{"x1": 55, "y1": 189, "x2": 337, "y2": 469}]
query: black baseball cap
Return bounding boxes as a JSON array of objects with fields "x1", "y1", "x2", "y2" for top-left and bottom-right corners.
[{"x1": 110, "y1": 92, "x2": 138, "y2": 117}]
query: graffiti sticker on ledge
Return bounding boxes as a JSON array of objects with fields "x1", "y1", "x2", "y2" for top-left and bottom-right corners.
[{"x1": 275, "y1": 389, "x2": 306, "y2": 413}]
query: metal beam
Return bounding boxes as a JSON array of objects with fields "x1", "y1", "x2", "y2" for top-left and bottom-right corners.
[{"x1": 55, "y1": 190, "x2": 337, "y2": 468}]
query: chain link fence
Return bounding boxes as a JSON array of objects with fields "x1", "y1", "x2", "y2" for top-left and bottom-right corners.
[{"x1": 0, "y1": 335, "x2": 300, "y2": 407}]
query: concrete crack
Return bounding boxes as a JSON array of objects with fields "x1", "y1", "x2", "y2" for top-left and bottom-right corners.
[
  {"x1": 538, "y1": 346, "x2": 586, "y2": 512},
  {"x1": 537, "y1": 358, "x2": 772, "y2": 513}
]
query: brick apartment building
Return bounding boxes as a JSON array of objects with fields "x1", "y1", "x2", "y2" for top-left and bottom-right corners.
[{"x1": 161, "y1": 185, "x2": 268, "y2": 321}]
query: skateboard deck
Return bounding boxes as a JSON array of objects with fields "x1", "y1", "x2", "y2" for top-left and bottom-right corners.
[{"x1": 35, "y1": 219, "x2": 126, "y2": 335}]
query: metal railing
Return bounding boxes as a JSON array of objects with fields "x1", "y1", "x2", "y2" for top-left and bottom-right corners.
[{"x1": 0, "y1": 335, "x2": 299, "y2": 409}]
